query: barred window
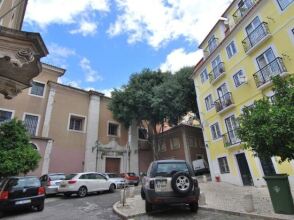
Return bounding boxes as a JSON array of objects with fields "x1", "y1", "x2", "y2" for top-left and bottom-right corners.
[
  {"x1": 0, "y1": 110, "x2": 12, "y2": 124},
  {"x1": 170, "y1": 137, "x2": 180, "y2": 150},
  {"x1": 30, "y1": 81, "x2": 45, "y2": 97},
  {"x1": 218, "y1": 157, "x2": 230, "y2": 174},
  {"x1": 24, "y1": 114, "x2": 39, "y2": 136},
  {"x1": 69, "y1": 116, "x2": 84, "y2": 131},
  {"x1": 138, "y1": 128, "x2": 148, "y2": 140},
  {"x1": 108, "y1": 123, "x2": 119, "y2": 136}
]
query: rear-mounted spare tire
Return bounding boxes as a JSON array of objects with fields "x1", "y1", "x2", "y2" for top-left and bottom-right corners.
[{"x1": 171, "y1": 171, "x2": 193, "y2": 195}]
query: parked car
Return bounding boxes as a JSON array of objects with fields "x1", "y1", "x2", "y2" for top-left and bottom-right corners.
[
  {"x1": 141, "y1": 160, "x2": 200, "y2": 213},
  {"x1": 40, "y1": 173, "x2": 65, "y2": 195},
  {"x1": 192, "y1": 159, "x2": 210, "y2": 175},
  {"x1": 101, "y1": 173, "x2": 125, "y2": 189},
  {"x1": 58, "y1": 172, "x2": 115, "y2": 197},
  {"x1": 120, "y1": 172, "x2": 140, "y2": 186},
  {"x1": 0, "y1": 176, "x2": 45, "y2": 217}
]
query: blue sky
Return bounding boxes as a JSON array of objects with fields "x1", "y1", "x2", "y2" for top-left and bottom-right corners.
[{"x1": 23, "y1": 0, "x2": 231, "y2": 96}]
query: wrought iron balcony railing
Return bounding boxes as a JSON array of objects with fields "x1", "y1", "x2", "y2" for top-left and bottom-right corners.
[
  {"x1": 242, "y1": 22, "x2": 270, "y2": 53},
  {"x1": 209, "y1": 62, "x2": 225, "y2": 83},
  {"x1": 232, "y1": 0, "x2": 257, "y2": 24},
  {"x1": 253, "y1": 57, "x2": 287, "y2": 88},
  {"x1": 204, "y1": 37, "x2": 219, "y2": 56},
  {"x1": 214, "y1": 92, "x2": 234, "y2": 113},
  {"x1": 222, "y1": 130, "x2": 241, "y2": 147}
]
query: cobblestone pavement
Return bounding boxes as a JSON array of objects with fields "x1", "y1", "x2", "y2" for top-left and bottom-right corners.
[
  {"x1": 134, "y1": 207, "x2": 253, "y2": 220},
  {"x1": 2, "y1": 191, "x2": 121, "y2": 220}
]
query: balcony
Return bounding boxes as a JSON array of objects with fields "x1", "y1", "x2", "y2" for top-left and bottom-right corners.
[
  {"x1": 204, "y1": 37, "x2": 219, "y2": 57},
  {"x1": 209, "y1": 62, "x2": 225, "y2": 84},
  {"x1": 253, "y1": 57, "x2": 288, "y2": 90},
  {"x1": 214, "y1": 92, "x2": 234, "y2": 114},
  {"x1": 222, "y1": 130, "x2": 241, "y2": 148},
  {"x1": 242, "y1": 22, "x2": 271, "y2": 54},
  {"x1": 232, "y1": 0, "x2": 258, "y2": 24}
]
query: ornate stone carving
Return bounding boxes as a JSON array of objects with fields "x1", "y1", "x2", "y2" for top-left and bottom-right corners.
[{"x1": 15, "y1": 48, "x2": 34, "y2": 65}]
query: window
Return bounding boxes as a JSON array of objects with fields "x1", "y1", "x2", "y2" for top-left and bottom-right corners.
[
  {"x1": 187, "y1": 137, "x2": 197, "y2": 148},
  {"x1": 24, "y1": 114, "x2": 39, "y2": 136},
  {"x1": 158, "y1": 140, "x2": 166, "y2": 152},
  {"x1": 233, "y1": 70, "x2": 246, "y2": 87},
  {"x1": 30, "y1": 143, "x2": 38, "y2": 151},
  {"x1": 108, "y1": 122, "x2": 119, "y2": 136},
  {"x1": 210, "y1": 123, "x2": 222, "y2": 140},
  {"x1": 277, "y1": 0, "x2": 293, "y2": 10},
  {"x1": 218, "y1": 157, "x2": 230, "y2": 173},
  {"x1": 138, "y1": 128, "x2": 148, "y2": 140},
  {"x1": 208, "y1": 35, "x2": 218, "y2": 53},
  {"x1": 170, "y1": 137, "x2": 180, "y2": 150},
  {"x1": 205, "y1": 94, "x2": 214, "y2": 111},
  {"x1": 226, "y1": 41, "x2": 237, "y2": 58},
  {"x1": 0, "y1": 109, "x2": 13, "y2": 124},
  {"x1": 69, "y1": 116, "x2": 85, "y2": 131},
  {"x1": 200, "y1": 69, "x2": 208, "y2": 83},
  {"x1": 30, "y1": 81, "x2": 45, "y2": 97}
]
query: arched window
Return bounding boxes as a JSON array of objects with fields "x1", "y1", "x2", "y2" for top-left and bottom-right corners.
[{"x1": 30, "y1": 143, "x2": 39, "y2": 151}]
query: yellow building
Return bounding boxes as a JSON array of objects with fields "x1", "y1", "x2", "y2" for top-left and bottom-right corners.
[{"x1": 192, "y1": 0, "x2": 294, "y2": 187}]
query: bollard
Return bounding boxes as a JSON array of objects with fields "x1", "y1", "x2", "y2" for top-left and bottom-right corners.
[
  {"x1": 202, "y1": 175, "x2": 207, "y2": 183},
  {"x1": 243, "y1": 194, "x2": 255, "y2": 213},
  {"x1": 120, "y1": 189, "x2": 126, "y2": 206},
  {"x1": 199, "y1": 192, "x2": 206, "y2": 205},
  {"x1": 129, "y1": 186, "x2": 135, "y2": 198}
]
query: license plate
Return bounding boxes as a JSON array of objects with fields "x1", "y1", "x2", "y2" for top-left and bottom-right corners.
[
  {"x1": 155, "y1": 179, "x2": 167, "y2": 192},
  {"x1": 60, "y1": 183, "x2": 66, "y2": 187},
  {"x1": 15, "y1": 199, "x2": 31, "y2": 205}
]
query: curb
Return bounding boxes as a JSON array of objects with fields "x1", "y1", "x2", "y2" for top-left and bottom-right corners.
[{"x1": 113, "y1": 202, "x2": 290, "y2": 220}]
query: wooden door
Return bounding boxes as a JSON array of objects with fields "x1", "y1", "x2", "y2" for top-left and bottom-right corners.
[{"x1": 105, "y1": 158, "x2": 121, "y2": 173}]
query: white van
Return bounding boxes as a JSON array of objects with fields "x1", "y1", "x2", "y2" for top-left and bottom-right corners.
[{"x1": 192, "y1": 159, "x2": 210, "y2": 175}]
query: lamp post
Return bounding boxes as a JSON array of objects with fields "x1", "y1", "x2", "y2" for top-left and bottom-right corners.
[{"x1": 92, "y1": 140, "x2": 101, "y2": 172}]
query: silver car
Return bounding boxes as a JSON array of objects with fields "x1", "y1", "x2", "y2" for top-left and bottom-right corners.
[
  {"x1": 102, "y1": 173, "x2": 126, "y2": 189},
  {"x1": 40, "y1": 173, "x2": 66, "y2": 195}
]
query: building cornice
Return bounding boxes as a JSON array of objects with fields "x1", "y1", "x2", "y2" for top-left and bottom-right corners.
[{"x1": 42, "y1": 63, "x2": 66, "y2": 76}]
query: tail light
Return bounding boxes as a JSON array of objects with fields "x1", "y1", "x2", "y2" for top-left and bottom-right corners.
[
  {"x1": 68, "y1": 180, "x2": 76, "y2": 184},
  {"x1": 149, "y1": 180, "x2": 155, "y2": 189},
  {"x1": 38, "y1": 187, "x2": 45, "y2": 195},
  {"x1": 0, "y1": 191, "x2": 8, "y2": 200}
]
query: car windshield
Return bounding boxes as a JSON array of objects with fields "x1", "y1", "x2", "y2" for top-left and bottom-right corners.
[
  {"x1": 65, "y1": 174, "x2": 77, "y2": 180},
  {"x1": 127, "y1": 173, "x2": 136, "y2": 176},
  {"x1": 49, "y1": 174, "x2": 65, "y2": 181},
  {"x1": 155, "y1": 163, "x2": 189, "y2": 177},
  {"x1": 108, "y1": 174, "x2": 119, "y2": 178}
]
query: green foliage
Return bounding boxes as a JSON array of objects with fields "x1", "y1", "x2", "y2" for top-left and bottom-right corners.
[
  {"x1": 0, "y1": 119, "x2": 41, "y2": 177},
  {"x1": 237, "y1": 76, "x2": 294, "y2": 163},
  {"x1": 109, "y1": 67, "x2": 198, "y2": 130}
]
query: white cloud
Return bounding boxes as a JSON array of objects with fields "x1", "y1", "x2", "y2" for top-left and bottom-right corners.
[
  {"x1": 108, "y1": 0, "x2": 231, "y2": 48},
  {"x1": 58, "y1": 77, "x2": 81, "y2": 88},
  {"x1": 100, "y1": 89, "x2": 113, "y2": 97},
  {"x1": 42, "y1": 43, "x2": 76, "y2": 68},
  {"x1": 70, "y1": 20, "x2": 98, "y2": 36},
  {"x1": 80, "y1": 57, "x2": 103, "y2": 82},
  {"x1": 160, "y1": 48, "x2": 203, "y2": 73},
  {"x1": 25, "y1": 0, "x2": 109, "y2": 36}
]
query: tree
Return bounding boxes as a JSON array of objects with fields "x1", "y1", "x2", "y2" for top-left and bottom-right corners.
[
  {"x1": 0, "y1": 119, "x2": 41, "y2": 177},
  {"x1": 237, "y1": 76, "x2": 294, "y2": 163},
  {"x1": 109, "y1": 67, "x2": 198, "y2": 158}
]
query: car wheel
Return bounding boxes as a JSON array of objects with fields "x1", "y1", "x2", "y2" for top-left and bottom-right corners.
[
  {"x1": 171, "y1": 171, "x2": 193, "y2": 195},
  {"x1": 134, "y1": 182, "x2": 139, "y2": 186},
  {"x1": 36, "y1": 202, "x2": 44, "y2": 212},
  {"x1": 145, "y1": 200, "x2": 153, "y2": 213},
  {"x1": 77, "y1": 186, "x2": 87, "y2": 198},
  {"x1": 140, "y1": 187, "x2": 145, "y2": 200},
  {"x1": 64, "y1": 192, "x2": 72, "y2": 197},
  {"x1": 189, "y1": 202, "x2": 198, "y2": 213},
  {"x1": 109, "y1": 184, "x2": 115, "y2": 193}
]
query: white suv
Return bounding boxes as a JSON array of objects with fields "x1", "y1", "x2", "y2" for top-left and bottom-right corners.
[{"x1": 58, "y1": 172, "x2": 115, "y2": 197}]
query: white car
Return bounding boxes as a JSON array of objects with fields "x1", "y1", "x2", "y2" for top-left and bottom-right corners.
[
  {"x1": 58, "y1": 172, "x2": 115, "y2": 197},
  {"x1": 102, "y1": 173, "x2": 126, "y2": 189}
]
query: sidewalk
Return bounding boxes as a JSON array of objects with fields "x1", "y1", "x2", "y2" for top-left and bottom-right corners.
[{"x1": 113, "y1": 181, "x2": 294, "y2": 219}]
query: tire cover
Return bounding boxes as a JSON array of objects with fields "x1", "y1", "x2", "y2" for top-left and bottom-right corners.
[{"x1": 171, "y1": 171, "x2": 193, "y2": 195}]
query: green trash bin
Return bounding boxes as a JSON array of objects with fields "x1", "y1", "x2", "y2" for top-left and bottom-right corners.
[{"x1": 264, "y1": 174, "x2": 294, "y2": 214}]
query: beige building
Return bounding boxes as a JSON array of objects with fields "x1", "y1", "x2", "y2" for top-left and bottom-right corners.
[{"x1": 0, "y1": 63, "x2": 140, "y2": 176}]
